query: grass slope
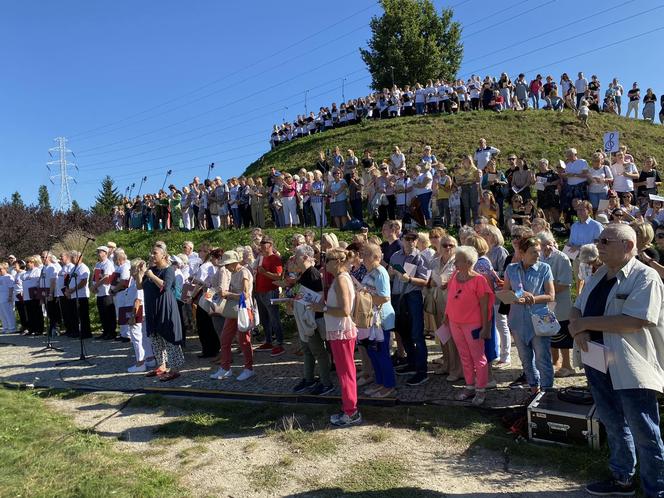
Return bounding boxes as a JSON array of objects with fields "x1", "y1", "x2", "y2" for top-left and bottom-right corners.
[{"x1": 245, "y1": 110, "x2": 664, "y2": 178}]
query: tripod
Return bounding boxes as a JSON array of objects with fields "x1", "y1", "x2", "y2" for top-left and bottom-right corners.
[
  {"x1": 32, "y1": 266, "x2": 63, "y2": 355},
  {"x1": 56, "y1": 236, "x2": 95, "y2": 366}
]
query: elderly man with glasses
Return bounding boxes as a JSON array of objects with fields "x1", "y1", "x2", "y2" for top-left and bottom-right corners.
[{"x1": 569, "y1": 224, "x2": 664, "y2": 497}]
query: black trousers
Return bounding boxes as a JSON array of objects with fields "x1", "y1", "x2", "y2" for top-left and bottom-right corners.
[
  {"x1": 15, "y1": 300, "x2": 28, "y2": 331},
  {"x1": 96, "y1": 295, "x2": 116, "y2": 337},
  {"x1": 177, "y1": 300, "x2": 193, "y2": 347},
  {"x1": 73, "y1": 297, "x2": 92, "y2": 338},
  {"x1": 46, "y1": 299, "x2": 62, "y2": 334},
  {"x1": 196, "y1": 306, "x2": 219, "y2": 356},
  {"x1": 59, "y1": 297, "x2": 76, "y2": 335},
  {"x1": 25, "y1": 300, "x2": 44, "y2": 335}
]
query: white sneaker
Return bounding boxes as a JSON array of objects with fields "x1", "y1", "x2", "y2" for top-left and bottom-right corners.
[
  {"x1": 236, "y1": 369, "x2": 255, "y2": 381},
  {"x1": 210, "y1": 367, "x2": 232, "y2": 380},
  {"x1": 127, "y1": 364, "x2": 147, "y2": 373}
]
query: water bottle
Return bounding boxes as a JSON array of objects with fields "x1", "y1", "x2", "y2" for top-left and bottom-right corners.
[{"x1": 515, "y1": 282, "x2": 524, "y2": 299}]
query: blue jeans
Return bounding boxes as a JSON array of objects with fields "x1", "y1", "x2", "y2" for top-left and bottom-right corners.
[
  {"x1": 366, "y1": 329, "x2": 396, "y2": 388},
  {"x1": 417, "y1": 192, "x2": 432, "y2": 220},
  {"x1": 416, "y1": 102, "x2": 425, "y2": 115},
  {"x1": 512, "y1": 332, "x2": 553, "y2": 389},
  {"x1": 393, "y1": 291, "x2": 427, "y2": 374},
  {"x1": 231, "y1": 207, "x2": 241, "y2": 228},
  {"x1": 588, "y1": 191, "x2": 607, "y2": 211},
  {"x1": 255, "y1": 290, "x2": 283, "y2": 345},
  {"x1": 585, "y1": 366, "x2": 664, "y2": 497}
]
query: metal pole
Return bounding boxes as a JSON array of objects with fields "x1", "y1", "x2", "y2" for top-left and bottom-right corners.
[
  {"x1": 161, "y1": 170, "x2": 172, "y2": 191},
  {"x1": 391, "y1": 66, "x2": 395, "y2": 87},
  {"x1": 207, "y1": 162, "x2": 215, "y2": 180},
  {"x1": 128, "y1": 182, "x2": 135, "y2": 198},
  {"x1": 137, "y1": 176, "x2": 147, "y2": 196},
  {"x1": 342, "y1": 78, "x2": 346, "y2": 103},
  {"x1": 305, "y1": 90, "x2": 309, "y2": 115}
]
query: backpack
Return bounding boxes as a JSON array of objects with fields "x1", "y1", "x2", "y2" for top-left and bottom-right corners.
[{"x1": 353, "y1": 290, "x2": 374, "y2": 329}]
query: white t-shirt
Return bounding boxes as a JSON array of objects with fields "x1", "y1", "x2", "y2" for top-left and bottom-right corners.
[
  {"x1": 588, "y1": 165, "x2": 613, "y2": 194},
  {"x1": 579, "y1": 104, "x2": 589, "y2": 117},
  {"x1": 22, "y1": 267, "x2": 41, "y2": 301},
  {"x1": 391, "y1": 153, "x2": 406, "y2": 170},
  {"x1": 611, "y1": 162, "x2": 638, "y2": 193},
  {"x1": 474, "y1": 147, "x2": 500, "y2": 170},
  {"x1": 69, "y1": 263, "x2": 91, "y2": 299},
  {"x1": 56, "y1": 262, "x2": 75, "y2": 298},
  {"x1": 13, "y1": 271, "x2": 24, "y2": 301},
  {"x1": 415, "y1": 88, "x2": 427, "y2": 103},
  {"x1": 565, "y1": 159, "x2": 589, "y2": 186},
  {"x1": 395, "y1": 178, "x2": 412, "y2": 206},
  {"x1": 113, "y1": 261, "x2": 131, "y2": 287},
  {"x1": 414, "y1": 172, "x2": 433, "y2": 196},
  {"x1": 0, "y1": 274, "x2": 14, "y2": 301},
  {"x1": 122, "y1": 279, "x2": 144, "y2": 322},
  {"x1": 195, "y1": 261, "x2": 217, "y2": 287},
  {"x1": 574, "y1": 78, "x2": 588, "y2": 94},
  {"x1": 93, "y1": 259, "x2": 115, "y2": 297}
]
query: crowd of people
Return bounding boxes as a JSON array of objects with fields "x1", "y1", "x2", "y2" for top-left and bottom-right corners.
[
  {"x1": 113, "y1": 137, "x2": 662, "y2": 247},
  {"x1": 270, "y1": 72, "x2": 664, "y2": 147},
  {"x1": 3, "y1": 209, "x2": 664, "y2": 494}
]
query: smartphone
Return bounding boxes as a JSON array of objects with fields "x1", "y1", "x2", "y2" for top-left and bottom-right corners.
[{"x1": 471, "y1": 327, "x2": 481, "y2": 340}]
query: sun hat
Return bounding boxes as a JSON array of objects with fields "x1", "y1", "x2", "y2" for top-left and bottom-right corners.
[
  {"x1": 220, "y1": 251, "x2": 241, "y2": 266},
  {"x1": 96, "y1": 246, "x2": 109, "y2": 253}
]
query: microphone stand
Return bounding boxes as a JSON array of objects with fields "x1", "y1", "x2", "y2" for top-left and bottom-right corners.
[
  {"x1": 32, "y1": 264, "x2": 63, "y2": 354},
  {"x1": 56, "y1": 237, "x2": 95, "y2": 366}
]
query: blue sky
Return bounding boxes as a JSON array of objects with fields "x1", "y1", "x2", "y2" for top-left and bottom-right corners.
[{"x1": 2, "y1": 0, "x2": 663, "y2": 208}]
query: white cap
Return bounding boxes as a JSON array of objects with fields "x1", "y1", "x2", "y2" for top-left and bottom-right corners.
[{"x1": 96, "y1": 246, "x2": 109, "y2": 253}]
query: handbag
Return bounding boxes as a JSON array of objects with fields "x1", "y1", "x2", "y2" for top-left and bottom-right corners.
[
  {"x1": 237, "y1": 294, "x2": 255, "y2": 332},
  {"x1": 221, "y1": 297, "x2": 239, "y2": 319},
  {"x1": 531, "y1": 310, "x2": 560, "y2": 337}
]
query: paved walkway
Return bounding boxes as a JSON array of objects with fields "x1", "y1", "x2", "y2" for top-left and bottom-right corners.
[{"x1": 0, "y1": 333, "x2": 585, "y2": 408}]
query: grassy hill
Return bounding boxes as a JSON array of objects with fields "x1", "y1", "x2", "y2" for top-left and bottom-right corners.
[{"x1": 244, "y1": 110, "x2": 664, "y2": 178}]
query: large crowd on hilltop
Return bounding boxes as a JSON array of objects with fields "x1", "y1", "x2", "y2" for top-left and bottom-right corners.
[{"x1": 270, "y1": 72, "x2": 664, "y2": 147}]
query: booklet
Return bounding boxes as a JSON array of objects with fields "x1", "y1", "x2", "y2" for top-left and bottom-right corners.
[
  {"x1": 649, "y1": 194, "x2": 664, "y2": 202},
  {"x1": 495, "y1": 289, "x2": 517, "y2": 304},
  {"x1": 562, "y1": 244, "x2": 580, "y2": 260},
  {"x1": 647, "y1": 176, "x2": 656, "y2": 189},
  {"x1": 581, "y1": 341, "x2": 609, "y2": 374},
  {"x1": 597, "y1": 199, "x2": 610, "y2": 213},
  {"x1": 292, "y1": 284, "x2": 322, "y2": 305}
]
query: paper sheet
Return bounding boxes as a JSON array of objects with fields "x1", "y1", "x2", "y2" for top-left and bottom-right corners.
[
  {"x1": 435, "y1": 322, "x2": 451, "y2": 345},
  {"x1": 650, "y1": 194, "x2": 664, "y2": 202},
  {"x1": 535, "y1": 176, "x2": 546, "y2": 191},
  {"x1": 403, "y1": 262, "x2": 417, "y2": 277},
  {"x1": 562, "y1": 245, "x2": 580, "y2": 260},
  {"x1": 581, "y1": 341, "x2": 609, "y2": 373},
  {"x1": 647, "y1": 176, "x2": 657, "y2": 189},
  {"x1": 495, "y1": 289, "x2": 517, "y2": 304},
  {"x1": 597, "y1": 199, "x2": 610, "y2": 212},
  {"x1": 292, "y1": 284, "x2": 322, "y2": 304}
]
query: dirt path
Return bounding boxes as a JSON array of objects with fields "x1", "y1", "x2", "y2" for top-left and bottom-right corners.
[{"x1": 46, "y1": 393, "x2": 590, "y2": 497}]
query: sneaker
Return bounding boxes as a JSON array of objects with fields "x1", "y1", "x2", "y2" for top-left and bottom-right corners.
[
  {"x1": 363, "y1": 385, "x2": 382, "y2": 396},
  {"x1": 127, "y1": 364, "x2": 147, "y2": 373},
  {"x1": 292, "y1": 378, "x2": 316, "y2": 394},
  {"x1": 585, "y1": 478, "x2": 636, "y2": 496},
  {"x1": 330, "y1": 410, "x2": 362, "y2": 427},
  {"x1": 356, "y1": 376, "x2": 372, "y2": 387},
  {"x1": 310, "y1": 383, "x2": 335, "y2": 396},
  {"x1": 494, "y1": 360, "x2": 512, "y2": 369},
  {"x1": 391, "y1": 354, "x2": 408, "y2": 367},
  {"x1": 255, "y1": 342, "x2": 273, "y2": 352},
  {"x1": 446, "y1": 374, "x2": 462, "y2": 382},
  {"x1": 485, "y1": 379, "x2": 498, "y2": 389},
  {"x1": 471, "y1": 391, "x2": 486, "y2": 406},
  {"x1": 236, "y1": 369, "x2": 255, "y2": 381},
  {"x1": 509, "y1": 372, "x2": 528, "y2": 389},
  {"x1": 270, "y1": 346, "x2": 286, "y2": 357},
  {"x1": 406, "y1": 373, "x2": 429, "y2": 386},
  {"x1": 371, "y1": 387, "x2": 396, "y2": 398},
  {"x1": 455, "y1": 388, "x2": 475, "y2": 401},
  {"x1": 395, "y1": 365, "x2": 417, "y2": 376},
  {"x1": 210, "y1": 367, "x2": 232, "y2": 380},
  {"x1": 554, "y1": 367, "x2": 575, "y2": 378}
]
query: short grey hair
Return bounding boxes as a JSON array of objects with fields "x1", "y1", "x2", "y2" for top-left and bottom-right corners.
[
  {"x1": 539, "y1": 158, "x2": 549, "y2": 167},
  {"x1": 482, "y1": 225, "x2": 504, "y2": 246},
  {"x1": 183, "y1": 241, "x2": 194, "y2": 249},
  {"x1": 578, "y1": 244, "x2": 599, "y2": 264},
  {"x1": 114, "y1": 248, "x2": 127, "y2": 261},
  {"x1": 294, "y1": 244, "x2": 315, "y2": 259},
  {"x1": 536, "y1": 231, "x2": 556, "y2": 246},
  {"x1": 292, "y1": 234, "x2": 305, "y2": 245},
  {"x1": 69, "y1": 250, "x2": 81, "y2": 261},
  {"x1": 455, "y1": 246, "x2": 479, "y2": 266},
  {"x1": 604, "y1": 224, "x2": 638, "y2": 256}
]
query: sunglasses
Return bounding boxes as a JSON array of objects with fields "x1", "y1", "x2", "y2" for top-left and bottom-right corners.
[
  {"x1": 595, "y1": 238, "x2": 626, "y2": 245},
  {"x1": 453, "y1": 288, "x2": 462, "y2": 299},
  {"x1": 404, "y1": 237, "x2": 417, "y2": 242},
  {"x1": 441, "y1": 244, "x2": 455, "y2": 248}
]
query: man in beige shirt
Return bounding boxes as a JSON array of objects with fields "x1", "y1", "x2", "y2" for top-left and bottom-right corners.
[{"x1": 569, "y1": 224, "x2": 664, "y2": 497}]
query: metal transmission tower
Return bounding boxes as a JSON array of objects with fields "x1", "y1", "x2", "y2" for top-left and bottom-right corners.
[{"x1": 47, "y1": 136, "x2": 78, "y2": 211}]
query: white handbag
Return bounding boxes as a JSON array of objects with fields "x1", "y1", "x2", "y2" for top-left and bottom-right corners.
[{"x1": 531, "y1": 310, "x2": 561, "y2": 337}]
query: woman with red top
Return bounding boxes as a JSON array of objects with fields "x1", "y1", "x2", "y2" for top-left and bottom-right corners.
[
  {"x1": 281, "y1": 173, "x2": 299, "y2": 228},
  {"x1": 445, "y1": 246, "x2": 494, "y2": 406}
]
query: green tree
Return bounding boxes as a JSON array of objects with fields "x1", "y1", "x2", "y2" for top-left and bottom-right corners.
[
  {"x1": 37, "y1": 185, "x2": 51, "y2": 211},
  {"x1": 70, "y1": 199, "x2": 84, "y2": 214},
  {"x1": 360, "y1": 0, "x2": 463, "y2": 90},
  {"x1": 11, "y1": 191, "x2": 24, "y2": 208},
  {"x1": 92, "y1": 176, "x2": 121, "y2": 216}
]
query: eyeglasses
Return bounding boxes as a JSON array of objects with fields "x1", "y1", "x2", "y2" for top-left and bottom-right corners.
[
  {"x1": 595, "y1": 238, "x2": 627, "y2": 245},
  {"x1": 441, "y1": 244, "x2": 456, "y2": 249},
  {"x1": 508, "y1": 157, "x2": 517, "y2": 161}
]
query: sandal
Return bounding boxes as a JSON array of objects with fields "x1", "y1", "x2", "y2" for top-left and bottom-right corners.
[
  {"x1": 158, "y1": 371, "x2": 181, "y2": 382},
  {"x1": 145, "y1": 367, "x2": 166, "y2": 378}
]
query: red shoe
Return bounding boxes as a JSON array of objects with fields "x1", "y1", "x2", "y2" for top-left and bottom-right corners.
[
  {"x1": 255, "y1": 342, "x2": 273, "y2": 352},
  {"x1": 158, "y1": 371, "x2": 181, "y2": 382},
  {"x1": 145, "y1": 367, "x2": 166, "y2": 378},
  {"x1": 270, "y1": 346, "x2": 286, "y2": 357}
]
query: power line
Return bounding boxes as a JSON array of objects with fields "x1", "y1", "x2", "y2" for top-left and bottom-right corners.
[
  {"x1": 463, "y1": 0, "x2": 638, "y2": 64},
  {"x1": 75, "y1": 48, "x2": 361, "y2": 154},
  {"x1": 463, "y1": 0, "x2": 555, "y2": 39},
  {"x1": 464, "y1": 6, "x2": 664, "y2": 76},
  {"x1": 76, "y1": 67, "x2": 368, "y2": 159},
  {"x1": 76, "y1": 74, "x2": 372, "y2": 180},
  {"x1": 461, "y1": 0, "x2": 530, "y2": 30},
  {"x1": 69, "y1": 2, "x2": 379, "y2": 140}
]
